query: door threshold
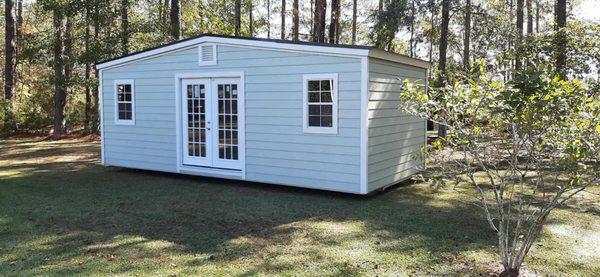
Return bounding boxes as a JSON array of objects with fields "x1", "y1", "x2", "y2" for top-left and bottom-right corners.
[{"x1": 178, "y1": 165, "x2": 243, "y2": 179}]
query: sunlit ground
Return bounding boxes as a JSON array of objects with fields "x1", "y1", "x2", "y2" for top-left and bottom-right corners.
[{"x1": 0, "y1": 138, "x2": 598, "y2": 275}]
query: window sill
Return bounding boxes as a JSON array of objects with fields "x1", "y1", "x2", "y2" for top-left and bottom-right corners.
[
  {"x1": 303, "y1": 127, "x2": 338, "y2": 135},
  {"x1": 114, "y1": 120, "x2": 135, "y2": 126}
]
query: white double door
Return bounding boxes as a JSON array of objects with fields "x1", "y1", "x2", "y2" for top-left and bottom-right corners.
[{"x1": 181, "y1": 78, "x2": 242, "y2": 169}]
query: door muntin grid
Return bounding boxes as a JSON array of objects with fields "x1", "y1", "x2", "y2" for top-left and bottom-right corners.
[
  {"x1": 217, "y1": 84, "x2": 239, "y2": 160},
  {"x1": 187, "y1": 84, "x2": 207, "y2": 158}
]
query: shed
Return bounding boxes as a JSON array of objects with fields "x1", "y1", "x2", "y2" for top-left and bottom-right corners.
[{"x1": 95, "y1": 34, "x2": 429, "y2": 195}]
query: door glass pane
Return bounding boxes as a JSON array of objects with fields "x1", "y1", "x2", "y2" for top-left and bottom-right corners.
[
  {"x1": 217, "y1": 83, "x2": 239, "y2": 161},
  {"x1": 186, "y1": 83, "x2": 207, "y2": 157}
]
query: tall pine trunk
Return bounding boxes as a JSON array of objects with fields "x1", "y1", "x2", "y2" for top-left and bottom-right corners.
[
  {"x1": 351, "y1": 0, "x2": 357, "y2": 44},
  {"x1": 515, "y1": 0, "x2": 524, "y2": 71},
  {"x1": 4, "y1": 0, "x2": 15, "y2": 101},
  {"x1": 329, "y1": 0, "x2": 340, "y2": 44},
  {"x1": 312, "y1": 0, "x2": 326, "y2": 42},
  {"x1": 52, "y1": 10, "x2": 66, "y2": 140},
  {"x1": 409, "y1": 0, "x2": 416, "y2": 57},
  {"x1": 437, "y1": 0, "x2": 450, "y2": 138},
  {"x1": 15, "y1": 0, "x2": 22, "y2": 89},
  {"x1": 463, "y1": 0, "x2": 471, "y2": 73},
  {"x1": 162, "y1": 0, "x2": 170, "y2": 27},
  {"x1": 535, "y1": 0, "x2": 540, "y2": 33},
  {"x1": 249, "y1": 1, "x2": 254, "y2": 36},
  {"x1": 292, "y1": 0, "x2": 299, "y2": 41},
  {"x1": 64, "y1": 16, "x2": 73, "y2": 121},
  {"x1": 121, "y1": 0, "x2": 129, "y2": 55},
  {"x1": 85, "y1": 8, "x2": 92, "y2": 134},
  {"x1": 281, "y1": 0, "x2": 286, "y2": 39},
  {"x1": 526, "y1": 0, "x2": 533, "y2": 34},
  {"x1": 438, "y1": 0, "x2": 450, "y2": 82},
  {"x1": 267, "y1": 0, "x2": 271, "y2": 38},
  {"x1": 310, "y1": 0, "x2": 314, "y2": 37},
  {"x1": 91, "y1": 2, "x2": 100, "y2": 134},
  {"x1": 170, "y1": 0, "x2": 180, "y2": 40},
  {"x1": 235, "y1": 0, "x2": 241, "y2": 36},
  {"x1": 554, "y1": 0, "x2": 567, "y2": 77}
]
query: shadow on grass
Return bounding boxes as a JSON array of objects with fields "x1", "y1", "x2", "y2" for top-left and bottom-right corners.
[{"x1": 0, "y1": 140, "x2": 501, "y2": 275}]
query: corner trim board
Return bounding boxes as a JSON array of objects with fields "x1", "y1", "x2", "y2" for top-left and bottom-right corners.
[
  {"x1": 99, "y1": 69, "x2": 105, "y2": 165},
  {"x1": 360, "y1": 57, "x2": 369, "y2": 194}
]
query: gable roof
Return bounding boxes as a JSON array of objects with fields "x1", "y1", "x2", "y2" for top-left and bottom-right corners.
[{"x1": 95, "y1": 33, "x2": 430, "y2": 70}]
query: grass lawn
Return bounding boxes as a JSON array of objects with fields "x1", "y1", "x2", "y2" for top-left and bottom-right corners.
[{"x1": 1, "y1": 138, "x2": 598, "y2": 275}]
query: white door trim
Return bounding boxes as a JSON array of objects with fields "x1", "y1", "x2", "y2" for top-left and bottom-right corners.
[
  {"x1": 181, "y1": 78, "x2": 212, "y2": 167},
  {"x1": 175, "y1": 71, "x2": 246, "y2": 179}
]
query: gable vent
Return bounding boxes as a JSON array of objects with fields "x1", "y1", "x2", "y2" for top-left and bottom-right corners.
[{"x1": 198, "y1": 44, "x2": 217, "y2": 66}]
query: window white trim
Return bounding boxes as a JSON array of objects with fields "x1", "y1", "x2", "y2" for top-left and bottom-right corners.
[
  {"x1": 113, "y1": 79, "x2": 135, "y2": 125},
  {"x1": 198, "y1": 43, "x2": 217, "y2": 66},
  {"x1": 302, "y1": 73, "x2": 338, "y2": 134}
]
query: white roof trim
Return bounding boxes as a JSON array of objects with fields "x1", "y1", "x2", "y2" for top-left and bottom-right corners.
[
  {"x1": 96, "y1": 35, "x2": 430, "y2": 70},
  {"x1": 368, "y1": 49, "x2": 431, "y2": 69}
]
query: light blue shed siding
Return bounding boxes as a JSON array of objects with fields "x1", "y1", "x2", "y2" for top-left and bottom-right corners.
[
  {"x1": 367, "y1": 58, "x2": 427, "y2": 191},
  {"x1": 102, "y1": 45, "x2": 362, "y2": 193}
]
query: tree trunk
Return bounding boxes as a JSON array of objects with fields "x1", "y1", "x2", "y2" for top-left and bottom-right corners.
[
  {"x1": 409, "y1": 0, "x2": 416, "y2": 57},
  {"x1": 249, "y1": 1, "x2": 254, "y2": 36},
  {"x1": 16, "y1": 0, "x2": 22, "y2": 44},
  {"x1": 463, "y1": 0, "x2": 471, "y2": 73},
  {"x1": 15, "y1": 0, "x2": 22, "y2": 89},
  {"x1": 52, "y1": 10, "x2": 66, "y2": 140},
  {"x1": 235, "y1": 0, "x2": 241, "y2": 36},
  {"x1": 329, "y1": 0, "x2": 340, "y2": 44},
  {"x1": 281, "y1": 0, "x2": 286, "y2": 39},
  {"x1": 4, "y1": 0, "x2": 15, "y2": 101},
  {"x1": 437, "y1": 0, "x2": 450, "y2": 138},
  {"x1": 85, "y1": 8, "x2": 91, "y2": 134},
  {"x1": 555, "y1": 0, "x2": 567, "y2": 77},
  {"x1": 428, "y1": 0, "x2": 435, "y2": 75},
  {"x1": 64, "y1": 16, "x2": 73, "y2": 118},
  {"x1": 170, "y1": 0, "x2": 180, "y2": 40},
  {"x1": 535, "y1": 0, "x2": 539, "y2": 33},
  {"x1": 351, "y1": 0, "x2": 357, "y2": 44},
  {"x1": 91, "y1": 2, "x2": 100, "y2": 134},
  {"x1": 515, "y1": 0, "x2": 523, "y2": 71},
  {"x1": 379, "y1": 0, "x2": 383, "y2": 13},
  {"x1": 121, "y1": 0, "x2": 129, "y2": 55},
  {"x1": 498, "y1": 268, "x2": 520, "y2": 277},
  {"x1": 292, "y1": 0, "x2": 299, "y2": 41},
  {"x1": 163, "y1": 0, "x2": 170, "y2": 27},
  {"x1": 267, "y1": 0, "x2": 271, "y2": 38},
  {"x1": 310, "y1": 0, "x2": 314, "y2": 38},
  {"x1": 313, "y1": 0, "x2": 326, "y2": 42},
  {"x1": 438, "y1": 0, "x2": 450, "y2": 81},
  {"x1": 526, "y1": 0, "x2": 533, "y2": 34}
]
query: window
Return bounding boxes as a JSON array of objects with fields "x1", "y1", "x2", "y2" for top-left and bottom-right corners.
[
  {"x1": 198, "y1": 44, "x2": 217, "y2": 66},
  {"x1": 303, "y1": 73, "x2": 338, "y2": 134},
  {"x1": 114, "y1": 80, "x2": 135, "y2": 125}
]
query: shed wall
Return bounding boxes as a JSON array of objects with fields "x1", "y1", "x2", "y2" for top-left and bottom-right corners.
[
  {"x1": 101, "y1": 45, "x2": 363, "y2": 193},
  {"x1": 367, "y1": 58, "x2": 427, "y2": 191}
]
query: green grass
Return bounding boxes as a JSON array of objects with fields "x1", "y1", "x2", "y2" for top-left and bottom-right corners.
[{"x1": 0, "y1": 138, "x2": 598, "y2": 276}]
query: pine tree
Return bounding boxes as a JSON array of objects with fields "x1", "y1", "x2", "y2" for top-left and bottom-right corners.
[{"x1": 312, "y1": 0, "x2": 326, "y2": 42}]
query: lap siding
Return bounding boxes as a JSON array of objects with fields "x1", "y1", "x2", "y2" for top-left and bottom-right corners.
[
  {"x1": 102, "y1": 45, "x2": 362, "y2": 193},
  {"x1": 367, "y1": 58, "x2": 427, "y2": 192}
]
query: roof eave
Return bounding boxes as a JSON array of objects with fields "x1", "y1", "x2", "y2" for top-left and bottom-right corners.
[
  {"x1": 367, "y1": 49, "x2": 431, "y2": 70},
  {"x1": 96, "y1": 35, "x2": 372, "y2": 70}
]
